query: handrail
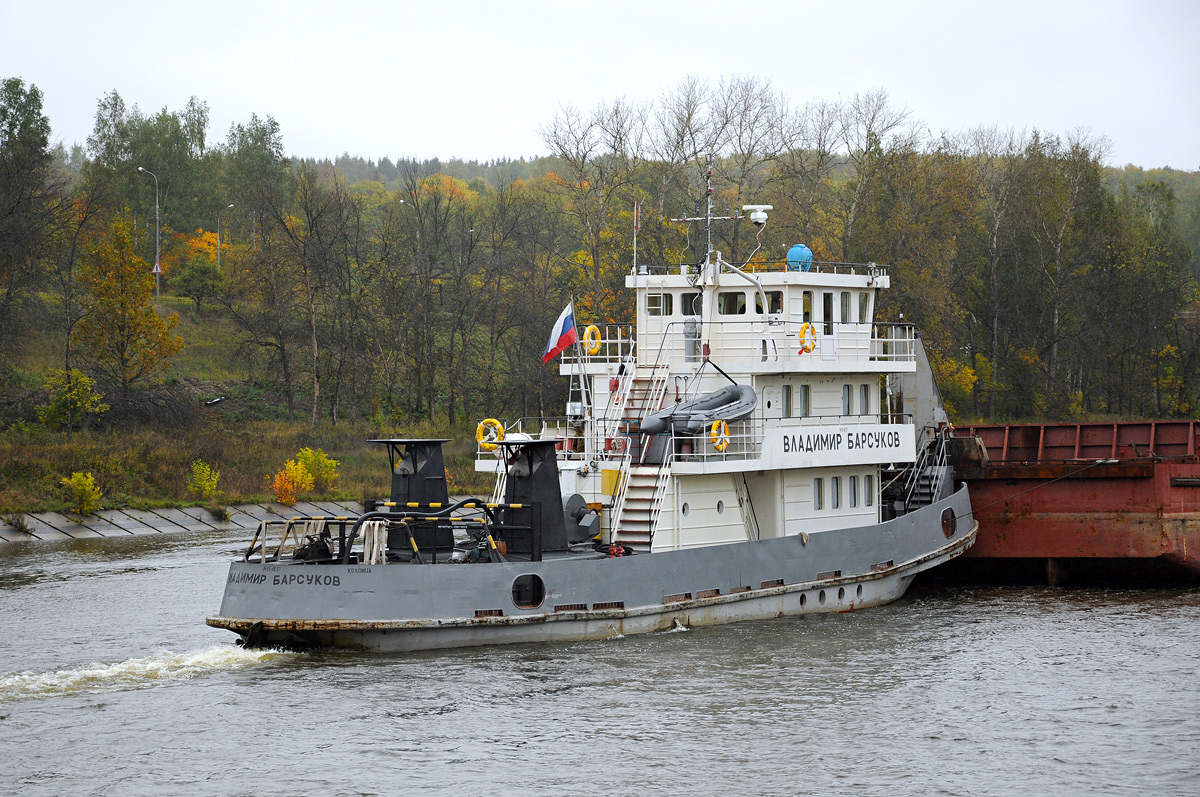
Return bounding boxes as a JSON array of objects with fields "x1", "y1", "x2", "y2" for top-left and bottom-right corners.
[
  {"x1": 903, "y1": 431, "x2": 949, "y2": 507},
  {"x1": 243, "y1": 515, "x2": 355, "y2": 563},
  {"x1": 610, "y1": 318, "x2": 918, "y2": 372},
  {"x1": 604, "y1": 444, "x2": 635, "y2": 541},
  {"x1": 634, "y1": 259, "x2": 890, "y2": 277}
]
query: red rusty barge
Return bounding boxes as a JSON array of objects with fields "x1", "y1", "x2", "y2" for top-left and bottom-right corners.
[{"x1": 945, "y1": 421, "x2": 1200, "y2": 583}]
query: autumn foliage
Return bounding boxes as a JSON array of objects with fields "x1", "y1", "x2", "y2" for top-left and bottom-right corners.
[{"x1": 76, "y1": 216, "x2": 183, "y2": 399}]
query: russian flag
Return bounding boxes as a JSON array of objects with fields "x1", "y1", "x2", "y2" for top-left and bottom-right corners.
[{"x1": 543, "y1": 303, "x2": 578, "y2": 362}]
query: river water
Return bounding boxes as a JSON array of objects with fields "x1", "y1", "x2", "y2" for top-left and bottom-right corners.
[{"x1": 1, "y1": 528, "x2": 1197, "y2": 797}]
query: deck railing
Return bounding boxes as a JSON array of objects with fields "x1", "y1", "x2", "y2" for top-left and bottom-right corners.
[{"x1": 634, "y1": 260, "x2": 890, "y2": 278}]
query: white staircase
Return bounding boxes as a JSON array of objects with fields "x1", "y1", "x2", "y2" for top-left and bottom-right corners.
[
  {"x1": 608, "y1": 366, "x2": 672, "y2": 551},
  {"x1": 613, "y1": 465, "x2": 663, "y2": 551}
]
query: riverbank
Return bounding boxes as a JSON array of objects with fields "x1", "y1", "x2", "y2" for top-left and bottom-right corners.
[{"x1": 0, "y1": 500, "x2": 365, "y2": 543}]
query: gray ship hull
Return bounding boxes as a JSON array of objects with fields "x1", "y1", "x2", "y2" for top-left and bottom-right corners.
[{"x1": 207, "y1": 486, "x2": 974, "y2": 652}]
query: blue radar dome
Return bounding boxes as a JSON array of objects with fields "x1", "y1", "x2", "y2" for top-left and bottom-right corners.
[{"x1": 786, "y1": 243, "x2": 813, "y2": 272}]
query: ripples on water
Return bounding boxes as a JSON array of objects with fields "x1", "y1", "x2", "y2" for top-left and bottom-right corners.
[{"x1": 1, "y1": 531, "x2": 1198, "y2": 796}]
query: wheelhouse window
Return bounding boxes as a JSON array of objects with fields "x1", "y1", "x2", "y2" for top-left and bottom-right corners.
[
  {"x1": 841, "y1": 291, "x2": 851, "y2": 323},
  {"x1": 801, "y1": 290, "x2": 813, "y2": 323},
  {"x1": 681, "y1": 292, "x2": 702, "y2": 316},
  {"x1": 718, "y1": 291, "x2": 747, "y2": 315},
  {"x1": 822, "y1": 292, "x2": 834, "y2": 335},
  {"x1": 859, "y1": 292, "x2": 870, "y2": 323},
  {"x1": 755, "y1": 290, "x2": 783, "y2": 315},
  {"x1": 646, "y1": 293, "x2": 673, "y2": 316}
]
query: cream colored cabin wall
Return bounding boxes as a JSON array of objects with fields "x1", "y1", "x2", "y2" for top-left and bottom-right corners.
[
  {"x1": 782, "y1": 466, "x2": 879, "y2": 534},
  {"x1": 743, "y1": 469, "x2": 784, "y2": 538},
  {"x1": 655, "y1": 474, "x2": 748, "y2": 551}
]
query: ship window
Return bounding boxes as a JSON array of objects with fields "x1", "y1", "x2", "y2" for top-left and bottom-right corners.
[
  {"x1": 717, "y1": 500, "x2": 725, "y2": 514},
  {"x1": 841, "y1": 291, "x2": 851, "y2": 323},
  {"x1": 755, "y1": 290, "x2": 783, "y2": 314},
  {"x1": 646, "y1": 293, "x2": 673, "y2": 316},
  {"x1": 822, "y1": 292, "x2": 834, "y2": 335},
  {"x1": 797, "y1": 384, "x2": 811, "y2": 417},
  {"x1": 842, "y1": 385, "x2": 851, "y2": 415},
  {"x1": 718, "y1": 291, "x2": 747, "y2": 315},
  {"x1": 831, "y1": 476, "x2": 841, "y2": 509},
  {"x1": 849, "y1": 475, "x2": 858, "y2": 508},
  {"x1": 681, "y1": 292, "x2": 702, "y2": 316},
  {"x1": 860, "y1": 384, "x2": 870, "y2": 415},
  {"x1": 681, "y1": 502, "x2": 690, "y2": 516},
  {"x1": 782, "y1": 384, "x2": 792, "y2": 418},
  {"x1": 859, "y1": 292, "x2": 870, "y2": 323},
  {"x1": 865, "y1": 475, "x2": 874, "y2": 506},
  {"x1": 801, "y1": 290, "x2": 813, "y2": 323},
  {"x1": 813, "y1": 478, "x2": 824, "y2": 510}
]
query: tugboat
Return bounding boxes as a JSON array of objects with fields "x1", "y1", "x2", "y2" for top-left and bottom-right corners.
[{"x1": 207, "y1": 168, "x2": 976, "y2": 651}]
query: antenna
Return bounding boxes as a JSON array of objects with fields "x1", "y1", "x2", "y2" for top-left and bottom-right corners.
[
  {"x1": 670, "y1": 155, "x2": 742, "y2": 268},
  {"x1": 634, "y1": 200, "x2": 646, "y2": 275}
]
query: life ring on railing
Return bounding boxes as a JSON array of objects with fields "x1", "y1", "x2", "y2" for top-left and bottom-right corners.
[
  {"x1": 476, "y1": 418, "x2": 505, "y2": 451},
  {"x1": 583, "y1": 324, "x2": 602, "y2": 355},
  {"x1": 798, "y1": 322, "x2": 817, "y2": 355},
  {"x1": 711, "y1": 419, "x2": 731, "y2": 452}
]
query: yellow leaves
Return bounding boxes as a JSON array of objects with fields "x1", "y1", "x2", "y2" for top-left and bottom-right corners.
[
  {"x1": 931, "y1": 355, "x2": 978, "y2": 421},
  {"x1": 1016, "y1": 347, "x2": 1041, "y2": 367},
  {"x1": 417, "y1": 174, "x2": 477, "y2": 204},
  {"x1": 77, "y1": 216, "x2": 184, "y2": 390},
  {"x1": 270, "y1": 458, "x2": 314, "y2": 505},
  {"x1": 182, "y1": 229, "x2": 220, "y2": 264}
]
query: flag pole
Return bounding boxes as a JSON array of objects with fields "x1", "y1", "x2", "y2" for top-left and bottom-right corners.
[{"x1": 568, "y1": 296, "x2": 592, "y2": 415}]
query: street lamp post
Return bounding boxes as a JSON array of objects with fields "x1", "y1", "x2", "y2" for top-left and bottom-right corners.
[
  {"x1": 217, "y1": 203, "x2": 234, "y2": 271},
  {"x1": 137, "y1": 166, "x2": 160, "y2": 296}
]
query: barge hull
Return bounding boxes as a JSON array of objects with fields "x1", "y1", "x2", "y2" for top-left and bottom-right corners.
[{"x1": 952, "y1": 422, "x2": 1200, "y2": 579}]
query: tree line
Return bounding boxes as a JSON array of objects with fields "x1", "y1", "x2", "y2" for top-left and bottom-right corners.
[{"x1": 2, "y1": 75, "x2": 1198, "y2": 430}]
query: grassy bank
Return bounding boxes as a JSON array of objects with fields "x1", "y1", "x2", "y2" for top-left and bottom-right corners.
[{"x1": 0, "y1": 418, "x2": 493, "y2": 515}]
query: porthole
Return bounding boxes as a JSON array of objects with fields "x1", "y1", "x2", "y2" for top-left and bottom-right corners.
[
  {"x1": 856, "y1": 584, "x2": 863, "y2": 599},
  {"x1": 837, "y1": 587, "x2": 845, "y2": 601},
  {"x1": 818, "y1": 590, "x2": 826, "y2": 605},
  {"x1": 681, "y1": 502, "x2": 690, "y2": 517},
  {"x1": 716, "y1": 500, "x2": 725, "y2": 514},
  {"x1": 511, "y1": 574, "x2": 545, "y2": 609},
  {"x1": 800, "y1": 593, "x2": 807, "y2": 607},
  {"x1": 941, "y1": 507, "x2": 957, "y2": 538}
]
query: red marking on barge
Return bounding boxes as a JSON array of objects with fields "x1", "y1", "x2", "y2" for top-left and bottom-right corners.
[{"x1": 948, "y1": 421, "x2": 1200, "y2": 582}]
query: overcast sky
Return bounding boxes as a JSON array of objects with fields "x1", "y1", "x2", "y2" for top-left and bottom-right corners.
[{"x1": 2, "y1": 0, "x2": 1197, "y2": 170}]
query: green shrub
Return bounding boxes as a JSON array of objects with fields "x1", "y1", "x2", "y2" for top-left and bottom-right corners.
[
  {"x1": 36, "y1": 370, "x2": 109, "y2": 430},
  {"x1": 186, "y1": 459, "x2": 222, "y2": 501},
  {"x1": 61, "y1": 471, "x2": 103, "y2": 515},
  {"x1": 296, "y1": 447, "x2": 338, "y2": 492}
]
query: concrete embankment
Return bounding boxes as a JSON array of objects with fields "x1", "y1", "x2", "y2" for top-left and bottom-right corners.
[{"x1": 0, "y1": 501, "x2": 365, "y2": 543}]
